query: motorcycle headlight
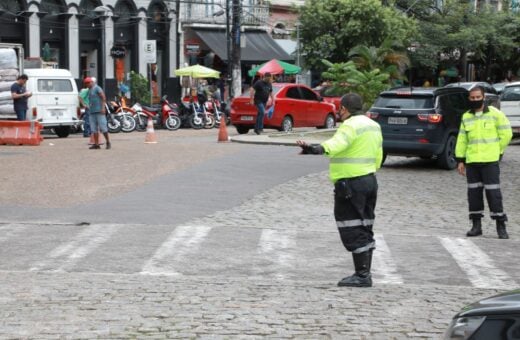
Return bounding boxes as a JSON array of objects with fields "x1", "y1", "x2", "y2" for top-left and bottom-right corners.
[{"x1": 444, "y1": 316, "x2": 486, "y2": 339}]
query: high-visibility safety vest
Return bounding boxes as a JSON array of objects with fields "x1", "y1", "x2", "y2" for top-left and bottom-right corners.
[
  {"x1": 455, "y1": 106, "x2": 512, "y2": 164},
  {"x1": 321, "y1": 115, "x2": 383, "y2": 182}
]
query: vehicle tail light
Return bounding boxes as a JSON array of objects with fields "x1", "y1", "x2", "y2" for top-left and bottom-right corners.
[
  {"x1": 395, "y1": 91, "x2": 412, "y2": 96},
  {"x1": 417, "y1": 113, "x2": 442, "y2": 123},
  {"x1": 366, "y1": 111, "x2": 379, "y2": 119},
  {"x1": 32, "y1": 107, "x2": 37, "y2": 118},
  {"x1": 418, "y1": 138, "x2": 429, "y2": 143}
]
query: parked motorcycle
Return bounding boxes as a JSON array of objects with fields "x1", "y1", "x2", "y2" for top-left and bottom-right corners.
[
  {"x1": 105, "y1": 102, "x2": 122, "y2": 133},
  {"x1": 110, "y1": 97, "x2": 137, "y2": 133},
  {"x1": 179, "y1": 92, "x2": 215, "y2": 129},
  {"x1": 132, "y1": 95, "x2": 181, "y2": 131},
  {"x1": 204, "y1": 95, "x2": 229, "y2": 127}
]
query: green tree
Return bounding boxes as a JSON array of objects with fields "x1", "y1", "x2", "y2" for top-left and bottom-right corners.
[
  {"x1": 299, "y1": 0, "x2": 416, "y2": 70},
  {"x1": 409, "y1": 0, "x2": 520, "y2": 81},
  {"x1": 129, "y1": 71, "x2": 151, "y2": 105},
  {"x1": 348, "y1": 38, "x2": 410, "y2": 83},
  {"x1": 321, "y1": 60, "x2": 390, "y2": 109}
]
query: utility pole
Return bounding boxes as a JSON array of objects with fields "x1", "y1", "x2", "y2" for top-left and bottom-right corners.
[
  {"x1": 226, "y1": 0, "x2": 232, "y2": 101},
  {"x1": 230, "y1": 0, "x2": 241, "y2": 99}
]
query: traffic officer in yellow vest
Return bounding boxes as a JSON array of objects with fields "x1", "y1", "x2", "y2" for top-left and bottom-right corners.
[
  {"x1": 297, "y1": 93, "x2": 383, "y2": 287},
  {"x1": 455, "y1": 85, "x2": 512, "y2": 239}
]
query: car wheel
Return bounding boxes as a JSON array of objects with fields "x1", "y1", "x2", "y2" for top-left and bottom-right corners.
[
  {"x1": 324, "y1": 114, "x2": 335, "y2": 129},
  {"x1": 54, "y1": 126, "x2": 70, "y2": 138},
  {"x1": 436, "y1": 135, "x2": 457, "y2": 170},
  {"x1": 280, "y1": 116, "x2": 293, "y2": 132},
  {"x1": 381, "y1": 152, "x2": 387, "y2": 166},
  {"x1": 236, "y1": 125, "x2": 249, "y2": 134}
]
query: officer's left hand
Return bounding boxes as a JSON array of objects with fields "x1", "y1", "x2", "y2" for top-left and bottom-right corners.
[{"x1": 457, "y1": 162, "x2": 465, "y2": 176}]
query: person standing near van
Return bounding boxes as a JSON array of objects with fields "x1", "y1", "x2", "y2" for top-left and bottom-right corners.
[
  {"x1": 455, "y1": 86, "x2": 512, "y2": 239},
  {"x1": 11, "y1": 74, "x2": 32, "y2": 121},
  {"x1": 78, "y1": 78, "x2": 91, "y2": 138},
  {"x1": 85, "y1": 77, "x2": 111, "y2": 150}
]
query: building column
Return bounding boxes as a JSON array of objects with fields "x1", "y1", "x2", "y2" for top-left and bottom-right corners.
[
  {"x1": 137, "y1": 13, "x2": 148, "y2": 77},
  {"x1": 28, "y1": 4, "x2": 40, "y2": 58},
  {"x1": 105, "y1": 16, "x2": 115, "y2": 82},
  {"x1": 169, "y1": 11, "x2": 178, "y2": 73},
  {"x1": 68, "y1": 8, "x2": 80, "y2": 78}
]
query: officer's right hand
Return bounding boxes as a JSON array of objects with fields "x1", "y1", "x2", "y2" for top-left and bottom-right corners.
[{"x1": 457, "y1": 162, "x2": 465, "y2": 176}]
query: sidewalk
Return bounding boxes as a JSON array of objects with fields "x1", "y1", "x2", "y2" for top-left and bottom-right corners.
[{"x1": 230, "y1": 128, "x2": 334, "y2": 146}]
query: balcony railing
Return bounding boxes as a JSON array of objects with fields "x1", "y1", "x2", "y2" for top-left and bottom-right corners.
[{"x1": 180, "y1": 1, "x2": 269, "y2": 27}]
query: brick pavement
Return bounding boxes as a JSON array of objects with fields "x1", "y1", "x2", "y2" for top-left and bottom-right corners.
[{"x1": 0, "y1": 132, "x2": 518, "y2": 339}]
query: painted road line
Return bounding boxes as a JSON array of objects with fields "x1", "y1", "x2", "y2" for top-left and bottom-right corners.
[
  {"x1": 257, "y1": 229, "x2": 297, "y2": 280},
  {"x1": 372, "y1": 234, "x2": 404, "y2": 284},
  {"x1": 140, "y1": 225, "x2": 212, "y2": 276},
  {"x1": 29, "y1": 224, "x2": 120, "y2": 272},
  {"x1": 440, "y1": 237, "x2": 516, "y2": 289}
]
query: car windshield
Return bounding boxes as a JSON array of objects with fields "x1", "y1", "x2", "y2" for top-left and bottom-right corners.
[
  {"x1": 37, "y1": 79, "x2": 73, "y2": 92},
  {"x1": 373, "y1": 95, "x2": 434, "y2": 109},
  {"x1": 500, "y1": 86, "x2": 520, "y2": 101}
]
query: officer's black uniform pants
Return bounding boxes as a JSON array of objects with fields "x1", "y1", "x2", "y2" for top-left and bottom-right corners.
[
  {"x1": 466, "y1": 162, "x2": 507, "y2": 221},
  {"x1": 334, "y1": 174, "x2": 378, "y2": 253}
]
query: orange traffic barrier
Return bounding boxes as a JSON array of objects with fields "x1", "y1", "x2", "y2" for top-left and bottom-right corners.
[
  {"x1": 144, "y1": 118, "x2": 157, "y2": 144},
  {"x1": 218, "y1": 117, "x2": 229, "y2": 142},
  {"x1": 0, "y1": 120, "x2": 44, "y2": 146}
]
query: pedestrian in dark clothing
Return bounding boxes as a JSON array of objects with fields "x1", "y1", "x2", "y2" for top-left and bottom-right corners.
[
  {"x1": 10, "y1": 74, "x2": 32, "y2": 121},
  {"x1": 297, "y1": 93, "x2": 383, "y2": 287},
  {"x1": 455, "y1": 86, "x2": 512, "y2": 239},
  {"x1": 249, "y1": 72, "x2": 274, "y2": 135}
]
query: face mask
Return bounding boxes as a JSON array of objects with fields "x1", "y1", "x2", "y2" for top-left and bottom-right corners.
[{"x1": 468, "y1": 99, "x2": 484, "y2": 110}]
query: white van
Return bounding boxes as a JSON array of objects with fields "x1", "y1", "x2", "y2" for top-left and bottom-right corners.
[{"x1": 24, "y1": 68, "x2": 81, "y2": 137}]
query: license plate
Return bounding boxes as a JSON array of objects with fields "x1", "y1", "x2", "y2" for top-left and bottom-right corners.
[
  {"x1": 241, "y1": 116, "x2": 254, "y2": 121},
  {"x1": 388, "y1": 117, "x2": 407, "y2": 124},
  {"x1": 50, "y1": 110, "x2": 64, "y2": 117}
]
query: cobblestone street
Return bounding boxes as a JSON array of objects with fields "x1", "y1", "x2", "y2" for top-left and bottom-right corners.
[{"x1": 0, "y1": 131, "x2": 519, "y2": 339}]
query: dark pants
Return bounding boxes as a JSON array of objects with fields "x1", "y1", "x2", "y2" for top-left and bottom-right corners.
[
  {"x1": 15, "y1": 109, "x2": 26, "y2": 121},
  {"x1": 466, "y1": 162, "x2": 507, "y2": 221},
  {"x1": 254, "y1": 102, "x2": 266, "y2": 132},
  {"x1": 334, "y1": 174, "x2": 378, "y2": 253}
]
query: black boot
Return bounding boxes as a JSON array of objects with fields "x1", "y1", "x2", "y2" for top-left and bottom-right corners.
[
  {"x1": 496, "y1": 220, "x2": 509, "y2": 239},
  {"x1": 466, "y1": 218, "x2": 482, "y2": 237},
  {"x1": 338, "y1": 251, "x2": 372, "y2": 287}
]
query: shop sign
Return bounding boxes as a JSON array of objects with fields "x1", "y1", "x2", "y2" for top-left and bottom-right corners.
[
  {"x1": 185, "y1": 43, "x2": 200, "y2": 56},
  {"x1": 143, "y1": 40, "x2": 156, "y2": 64},
  {"x1": 110, "y1": 46, "x2": 126, "y2": 58}
]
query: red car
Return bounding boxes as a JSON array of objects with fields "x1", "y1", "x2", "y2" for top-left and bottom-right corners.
[{"x1": 230, "y1": 83, "x2": 337, "y2": 134}]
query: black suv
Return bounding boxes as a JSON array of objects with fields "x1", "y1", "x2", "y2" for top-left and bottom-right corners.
[
  {"x1": 444, "y1": 81, "x2": 500, "y2": 109},
  {"x1": 367, "y1": 87, "x2": 470, "y2": 169}
]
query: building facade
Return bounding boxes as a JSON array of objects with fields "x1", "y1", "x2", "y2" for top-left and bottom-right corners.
[{"x1": 0, "y1": 0, "x2": 295, "y2": 100}]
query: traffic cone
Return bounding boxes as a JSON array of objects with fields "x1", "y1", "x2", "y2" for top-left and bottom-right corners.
[
  {"x1": 144, "y1": 118, "x2": 158, "y2": 144},
  {"x1": 218, "y1": 117, "x2": 229, "y2": 142}
]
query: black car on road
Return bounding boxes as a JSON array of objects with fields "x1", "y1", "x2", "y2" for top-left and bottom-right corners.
[
  {"x1": 444, "y1": 81, "x2": 501, "y2": 109},
  {"x1": 445, "y1": 289, "x2": 520, "y2": 339},
  {"x1": 367, "y1": 86, "x2": 470, "y2": 169}
]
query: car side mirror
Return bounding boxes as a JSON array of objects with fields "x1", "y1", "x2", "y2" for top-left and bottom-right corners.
[{"x1": 317, "y1": 96, "x2": 323, "y2": 102}]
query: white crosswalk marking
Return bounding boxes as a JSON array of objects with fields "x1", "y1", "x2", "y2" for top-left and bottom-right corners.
[
  {"x1": 257, "y1": 229, "x2": 297, "y2": 280},
  {"x1": 439, "y1": 237, "x2": 516, "y2": 289},
  {"x1": 0, "y1": 224, "x2": 28, "y2": 244},
  {"x1": 140, "y1": 225, "x2": 212, "y2": 276},
  {"x1": 372, "y1": 234, "x2": 404, "y2": 284},
  {"x1": 29, "y1": 224, "x2": 120, "y2": 272}
]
